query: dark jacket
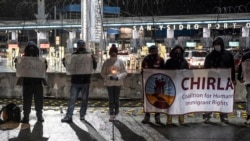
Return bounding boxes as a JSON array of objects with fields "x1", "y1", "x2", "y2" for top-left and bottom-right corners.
[
  {"x1": 237, "y1": 51, "x2": 250, "y2": 85},
  {"x1": 165, "y1": 46, "x2": 189, "y2": 69},
  {"x1": 204, "y1": 39, "x2": 235, "y2": 81},
  {"x1": 22, "y1": 42, "x2": 48, "y2": 85},
  {"x1": 67, "y1": 49, "x2": 97, "y2": 84},
  {"x1": 141, "y1": 55, "x2": 165, "y2": 69}
]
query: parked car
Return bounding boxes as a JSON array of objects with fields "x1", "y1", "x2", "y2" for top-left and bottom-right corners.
[{"x1": 184, "y1": 50, "x2": 208, "y2": 68}]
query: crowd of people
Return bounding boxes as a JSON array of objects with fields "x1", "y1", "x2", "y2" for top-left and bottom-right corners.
[{"x1": 15, "y1": 37, "x2": 250, "y2": 126}]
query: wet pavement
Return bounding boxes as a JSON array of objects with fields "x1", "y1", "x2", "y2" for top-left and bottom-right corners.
[{"x1": 1, "y1": 100, "x2": 250, "y2": 141}]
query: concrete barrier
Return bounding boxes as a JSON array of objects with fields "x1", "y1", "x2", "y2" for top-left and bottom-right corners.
[{"x1": 0, "y1": 72, "x2": 246, "y2": 102}]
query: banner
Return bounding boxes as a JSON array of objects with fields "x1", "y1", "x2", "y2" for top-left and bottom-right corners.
[
  {"x1": 242, "y1": 59, "x2": 250, "y2": 84},
  {"x1": 16, "y1": 57, "x2": 46, "y2": 78},
  {"x1": 143, "y1": 69, "x2": 234, "y2": 115},
  {"x1": 65, "y1": 54, "x2": 93, "y2": 75}
]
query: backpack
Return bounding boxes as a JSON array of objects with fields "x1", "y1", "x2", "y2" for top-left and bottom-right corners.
[{"x1": 0, "y1": 103, "x2": 21, "y2": 123}]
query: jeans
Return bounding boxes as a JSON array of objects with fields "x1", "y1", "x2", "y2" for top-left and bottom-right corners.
[
  {"x1": 66, "y1": 83, "x2": 90, "y2": 117},
  {"x1": 107, "y1": 86, "x2": 121, "y2": 115},
  {"x1": 246, "y1": 85, "x2": 250, "y2": 115},
  {"x1": 23, "y1": 84, "x2": 43, "y2": 118}
]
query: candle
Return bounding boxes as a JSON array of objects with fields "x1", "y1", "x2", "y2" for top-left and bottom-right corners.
[{"x1": 111, "y1": 69, "x2": 117, "y2": 74}]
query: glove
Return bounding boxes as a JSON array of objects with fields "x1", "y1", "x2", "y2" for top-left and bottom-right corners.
[{"x1": 109, "y1": 75, "x2": 118, "y2": 81}]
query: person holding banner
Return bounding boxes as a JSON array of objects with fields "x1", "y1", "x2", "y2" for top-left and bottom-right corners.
[
  {"x1": 203, "y1": 37, "x2": 236, "y2": 123},
  {"x1": 165, "y1": 45, "x2": 189, "y2": 125},
  {"x1": 16, "y1": 41, "x2": 48, "y2": 123},
  {"x1": 101, "y1": 44, "x2": 127, "y2": 122},
  {"x1": 237, "y1": 49, "x2": 250, "y2": 124},
  {"x1": 61, "y1": 40, "x2": 97, "y2": 123},
  {"x1": 141, "y1": 45, "x2": 165, "y2": 124}
]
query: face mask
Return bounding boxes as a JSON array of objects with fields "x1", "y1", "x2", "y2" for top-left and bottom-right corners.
[
  {"x1": 109, "y1": 52, "x2": 117, "y2": 57},
  {"x1": 175, "y1": 53, "x2": 181, "y2": 58},
  {"x1": 214, "y1": 45, "x2": 221, "y2": 52},
  {"x1": 151, "y1": 54, "x2": 157, "y2": 58}
]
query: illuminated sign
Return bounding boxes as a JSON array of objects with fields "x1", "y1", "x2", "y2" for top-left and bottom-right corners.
[
  {"x1": 132, "y1": 23, "x2": 250, "y2": 31},
  {"x1": 229, "y1": 41, "x2": 239, "y2": 47},
  {"x1": 8, "y1": 44, "x2": 18, "y2": 48},
  {"x1": 40, "y1": 43, "x2": 50, "y2": 48},
  {"x1": 146, "y1": 42, "x2": 156, "y2": 47}
]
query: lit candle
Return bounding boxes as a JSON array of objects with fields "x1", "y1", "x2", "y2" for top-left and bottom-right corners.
[{"x1": 111, "y1": 69, "x2": 117, "y2": 75}]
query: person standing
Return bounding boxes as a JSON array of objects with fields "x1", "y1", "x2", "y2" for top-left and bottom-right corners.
[
  {"x1": 203, "y1": 37, "x2": 236, "y2": 123},
  {"x1": 17, "y1": 41, "x2": 47, "y2": 123},
  {"x1": 61, "y1": 40, "x2": 97, "y2": 122},
  {"x1": 141, "y1": 45, "x2": 165, "y2": 124},
  {"x1": 237, "y1": 49, "x2": 250, "y2": 124},
  {"x1": 101, "y1": 44, "x2": 127, "y2": 121},
  {"x1": 165, "y1": 45, "x2": 189, "y2": 125}
]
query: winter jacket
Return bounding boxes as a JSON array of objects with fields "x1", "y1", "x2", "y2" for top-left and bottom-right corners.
[
  {"x1": 204, "y1": 50, "x2": 236, "y2": 81},
  {"x1": 101, "y1": 57, "x2": 127, "y2": 86},
  {"x1": 21, "y1": 41, "x2": 48, "y2": 85},
  {"x1": 142, "y1": 55, "x2": 165, "y2": 69},
  {"x1": 165, "y1": 46, "x2": 189, "y2": 69}
]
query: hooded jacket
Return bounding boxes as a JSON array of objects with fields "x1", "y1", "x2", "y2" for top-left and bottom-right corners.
[
  {"x1": 165, "y1": 46, "x2": 189, "y2": 69},
  {"x1": 204, "y1": 37, "x2": 235, "y2": 81},
  {"x1": 22, "y1": 41, "x2": 48, "y2": 85}
]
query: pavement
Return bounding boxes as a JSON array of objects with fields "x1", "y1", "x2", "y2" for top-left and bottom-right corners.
[{"x1": 0, "y1": 99, "x2": 250, "y2": 141}]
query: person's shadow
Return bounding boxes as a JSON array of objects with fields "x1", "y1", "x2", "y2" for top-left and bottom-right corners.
[
  {"x1": 113, "y1": 120, "x2": 146, "y2": 141},
  {"x1": 68, "y1": 122, "x2": 98, "y2": 141},
  {"x1": 9, "y1": 122, "x2": 48, "y2": 141}
]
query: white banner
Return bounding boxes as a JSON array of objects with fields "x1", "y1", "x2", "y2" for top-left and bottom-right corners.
[
  {"x1": 65, "y1": 54, "x2": 93, "y2": 75},
  {"x1": 242, "y1": 59, "x2": 250, "y2": 84},
  {"x1": 16, "y1": 56, "x2": 46, "y2": 78},
  {"x1": 143, "y1": 69, "x2": 235, "y2": 115}
]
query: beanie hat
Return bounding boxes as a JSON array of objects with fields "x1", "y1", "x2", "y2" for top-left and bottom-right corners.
[
  {"x1": 77, "y1": 40, "x2": 86, "y2": 46},
  {"x1": 24, "y1": 41, "x2": 39, "y2": 56},
  {"x1": 149, "y1": 45, "x2": 157, "y2": 53},
  {"x1": 109, "y1": 44, "x2": 118, "y2": 54}
]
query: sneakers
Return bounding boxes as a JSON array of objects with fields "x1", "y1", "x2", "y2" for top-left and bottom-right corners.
[
  {"x1": 61, "y1": 116, "x2": 72, "y2": 123},
  {"x1": 80, "y1": 116, "x2": 85, "y2": 121},
  {"x1": 109, "y1": 115, "x2": 116, "y2": 122},
  {"x1": 141, "y1": 116, "x2": 150, "y2": 124},
  {"x1": 203, "y1": 118, "x2": 210, "y2": 123},
  {"x1": 221, "y1": 118, "x2": 229, "y2": 124},
  {"x1": 37, "y1": 114, "x2": 44, "y2": 122},
  {"x1": 37, "y1": 116, "x2": 44, "y2": 122},
  {"x1": 155, "y1": 117, "x2": 162, "y2": 124}
]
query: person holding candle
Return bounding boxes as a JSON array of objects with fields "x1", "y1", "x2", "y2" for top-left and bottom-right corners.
[{"x1": 101, "y1": 44, "x2": 127, "y2": 122}]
